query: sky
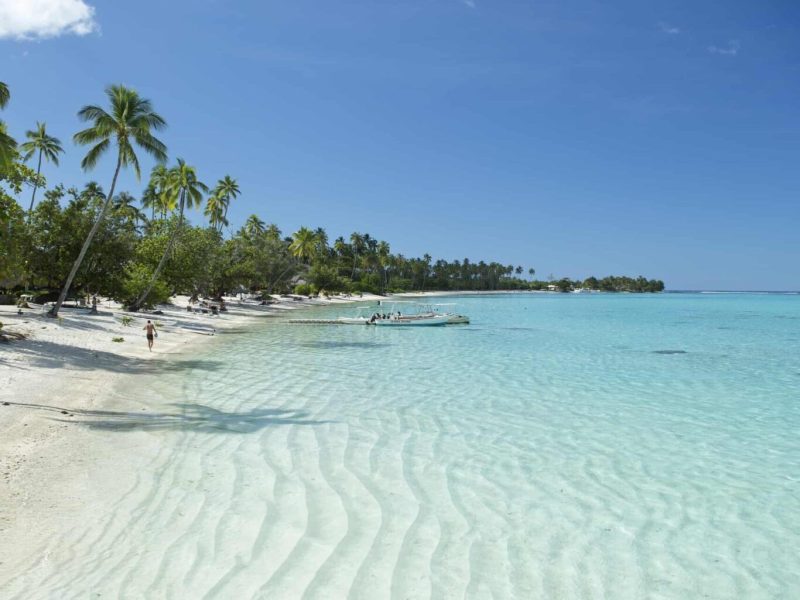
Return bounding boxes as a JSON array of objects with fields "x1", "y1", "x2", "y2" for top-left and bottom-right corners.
[{"x1": 1, "y1": 0, "x2": 799, "y2": 290}]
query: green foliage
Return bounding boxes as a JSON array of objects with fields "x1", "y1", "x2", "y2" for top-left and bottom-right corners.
[
  {"x1": 306, "y1": 264, "x2": 350, "y2": 293},
  {"x1": 23, "y1": 183, "x2": 138, "y2": 296},
  {"x1": 50, "y1": 84, "x2": 168, "y2": 317},
  {"x1": 120, "y1": 315, "x2": 133, "y2": 326},
  {"x1": 73, "y1": 84, "x2": 167, "y2": 176},
  {"x1": 0, "y1": 82, "x2": 667, "y2": 302},
  {"x1": 293, "y1": 283, "x2": 313, "y2": 296},
  {"x1": 121, "y1": 263, "x2": 170, "y2": 308},
  {"x1": 112, "y1": 336, "x2": 124, "y2": 343},
  {"x1": 582, "y1": 275, "x2": 665, "y2": 293},
  {"x1": 0, "y1": 193, "x2": 26, "y2": 286}
]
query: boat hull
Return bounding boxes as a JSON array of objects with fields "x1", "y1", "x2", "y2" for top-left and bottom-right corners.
[{"x1": 371, "y1": 315, "x2": 450, "y2": 326}]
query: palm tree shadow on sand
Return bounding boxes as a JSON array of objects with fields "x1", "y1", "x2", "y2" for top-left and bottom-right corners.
[{"x1": 4, "y1": 402, "x2": 329, "y2": 433}]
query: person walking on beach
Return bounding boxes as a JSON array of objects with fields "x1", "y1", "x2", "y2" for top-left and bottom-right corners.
[{"x1": 143, "y1": 320, "x2": 157, "y2": 352}]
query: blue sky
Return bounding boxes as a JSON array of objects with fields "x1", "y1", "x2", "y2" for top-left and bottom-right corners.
[{"x1": 2, "y1": 0, "x2": 799, "y2": 290}]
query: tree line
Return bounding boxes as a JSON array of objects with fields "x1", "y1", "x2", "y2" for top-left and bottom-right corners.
[{"x1": 0, "y1": 81, "x2": 664, "y2": 311}]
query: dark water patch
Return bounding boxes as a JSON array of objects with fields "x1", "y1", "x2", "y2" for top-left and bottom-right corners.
[
  {"x1": 299, "y1": 341, "x2": 391, "y2": 350},
  {"x1": 216, "y1": 329, "x2": 251, "y2": 335},
  {"x1": 499, "y1": 327, "x2": 538, "y2": 332},
  {"x1": 652, "y1": 350, "x2": 688, "y2": 355}
]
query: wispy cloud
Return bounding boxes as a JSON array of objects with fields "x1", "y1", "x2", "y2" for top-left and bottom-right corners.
[
  {"x1": 462, "y1": 0, "x2": 476, "y2": 8},
  {"x1": 0, "y1": 0, "x2": 98, "y2": 40},
  {"x1": 658, "y1": 22, "x2": 680, "y2": 35},
  {"x1": 708, "y1": 40, "x2": 740, "y2": 56}
]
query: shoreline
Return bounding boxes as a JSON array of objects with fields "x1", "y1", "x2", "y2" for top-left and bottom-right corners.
[{"x1": 0, "y1": 292, "x2": 383, "y2": 582}]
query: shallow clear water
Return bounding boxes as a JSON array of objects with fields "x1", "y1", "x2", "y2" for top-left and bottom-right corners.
[{"x1": 16, "y1": 293, "x2": 800, "y2": 598}]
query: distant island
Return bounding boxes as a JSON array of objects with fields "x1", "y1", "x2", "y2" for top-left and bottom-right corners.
[{"x1": 0, "y1": 82, "x2": 663, "y2": 307}]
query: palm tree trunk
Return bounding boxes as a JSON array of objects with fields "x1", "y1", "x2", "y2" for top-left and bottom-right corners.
[
  {"x1": 27, "y1": 150, "x2": 43, "y2": 216},
  {"x1": 351, "y1": 252, "x2": 358, "y2": 280},
  {"x1": 134, "y1": 193, "x2": 185, "y2": 310},
  {"x1": 267, "y1": 260, "x2": 298, "y2": 294},
  {"x1": 50, "y1": 155, "x2": 122, "y2": 317}
]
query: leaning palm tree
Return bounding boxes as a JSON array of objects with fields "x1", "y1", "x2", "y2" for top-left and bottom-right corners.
[
  {"x1": 20, "y1": 122, "x2": 64, "y2": 214},
  {"x1": 0, "y1": 82, "x2": 9, "y2": 108},
  {"x1": 134, "y1": 159, "x2": 207, "y2": 309},
  {"x1": 50, "y1": 85, "x2": 167, "y2": 317}
]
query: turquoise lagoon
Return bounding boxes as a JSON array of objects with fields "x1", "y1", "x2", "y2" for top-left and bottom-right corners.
[{"x1": 15, "y1": 293, "x2": 800, "y2": 598}]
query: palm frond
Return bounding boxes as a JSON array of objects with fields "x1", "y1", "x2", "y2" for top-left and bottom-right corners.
[
  {"x1": 132, "y1": 130, "x2": 167, "y2": 162},
  {"x1": 0, "y1": 82, "x2": 9, "y2": 109},
  {"x1": 74, "y1": 126, "x2": 108, "y2": 145},
  {"x1": 0, "y1": 127, "x2": 17, "y2": 172},
  {"x1": 77, "y1": 105, "x2": 111, "y2": 123},
  {"x1": 80, "y1": 139, "x2": 110, "y2": 171}
]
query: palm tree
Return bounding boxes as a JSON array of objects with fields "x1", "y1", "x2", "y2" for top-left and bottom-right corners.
[
  {"x1": 332, "y1": 236, "x2": 348, "y2": 273},
  {"x1": 204, "y1": 191, "x2": 227, "y2": 231},
  {"x1": 20, "y1": 122, "x2": 64, "y2": 214},
  {"x1": 289, "y1": 227, "x2": 318, "y2": 263},
  {"x1": 0, "y1": 82, "x2": 15, "y2": 174},
  {"x1": 146, "y1": 164, "x2": 170, "y2": 219},
  {"x1": 350, "y1": 232, "x2": 365, "y2": 279},
  {"x1": 140, "y1": 183, "x2": 159, "y2": 221},
  {"x1": 422, "y1": 253, "x2": 432, "y2": 291},
  {"x1": 377, "y1": 240, "x2": 390, "y2": 292},
  {"x1": 244, "y1": 214, "x2": 266, "y2": 238},
  {"x1": 213, "y1": 175, "x2": 240, "y2": 223},
  {"x1": 50, "y1": 85, "x2": 167, "y2": 317},
  {"x1": 113, "y1": 191, "x2": 146, "y2": 228},
  {"x1": 134, "y1": 159, "x2": 207, "y2": 309}
]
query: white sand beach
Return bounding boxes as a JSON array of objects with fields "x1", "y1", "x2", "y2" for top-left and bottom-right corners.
[{"x1": 0, "y1": 293, "x2": 381, "y2": 591}]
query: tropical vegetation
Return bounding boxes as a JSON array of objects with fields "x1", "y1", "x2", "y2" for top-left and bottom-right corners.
[{"x1": 0, "y1": 82, "x2": 664, "y2": 309}]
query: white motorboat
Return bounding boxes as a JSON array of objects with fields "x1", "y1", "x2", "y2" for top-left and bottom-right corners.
[
  {"x1": 374, "y1": 300, "x2": 471, "y2": 325},
  {"x1": 369, "y1": 314, "x2": 450, "y2": 326}
]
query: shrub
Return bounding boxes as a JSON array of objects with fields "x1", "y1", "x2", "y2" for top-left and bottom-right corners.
[
  {"x1": 120, "y1": 315, "x2": 133, "y2": 327},
  {"x1": 293, "y1": 283, "x2": 312, "y2": 296},
  {"x1": 112, "y1": 337, "x2": 124, "y2": 343},
  {"x1": 120, "y1": 263, "x2": 171, "y2": 309}
]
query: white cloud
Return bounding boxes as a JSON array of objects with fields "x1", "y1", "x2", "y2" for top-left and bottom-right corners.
[
  {"x1": 0, "y1": 0, "x2": 98, "y2": 40},
  {"x1": 462, "y1": 0, "x2": 476, "y2": 8},
  {"x1": 658, "y1": 22, "x2": 680, "y2": 35},
  {"x1": 708, "y1": 40, "x2": 740, "y2": 56}
]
